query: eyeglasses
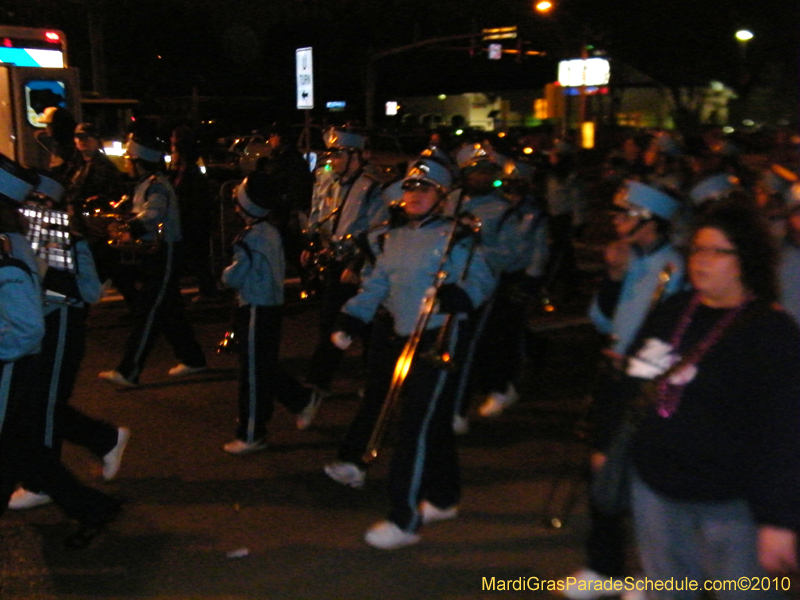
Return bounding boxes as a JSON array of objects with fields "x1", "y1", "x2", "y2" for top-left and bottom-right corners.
[
  {"x1": 688, "y1": 245, "x2": 738, "y2": 258},
  {"x1": 401, "y1": 179, "x2": 436, "y2": 192}
]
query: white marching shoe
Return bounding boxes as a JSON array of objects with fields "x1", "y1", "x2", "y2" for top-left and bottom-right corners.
[
  {"x1": 558, "y1": 568, "x2": 618, "y2": 600},
  {"x1": 420, "y1": 500, "x2": 458, "y2": 525},
  {"x1": 223, "y1": 438, "x2": 267, "y2": 455},
  {"x1": 364, "y1": 520, "x2": 420, "y2": 550},
  {"x1": 102, "y1": 427, "x2": 130, "y2": 481},
  {"x1": 323, "y1": 461, "x2": 366, "y2": 488},
  {"x1": 478, "y1": 383, "x2": 519, "y2": 417},
  {"x1": 8, "y1": 488, "x2": 53, "y2": 510}
]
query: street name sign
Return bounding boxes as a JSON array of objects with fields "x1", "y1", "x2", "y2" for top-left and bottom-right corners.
[{"x1": 296, "y1": 47, "x2": 314, "y2": 109}]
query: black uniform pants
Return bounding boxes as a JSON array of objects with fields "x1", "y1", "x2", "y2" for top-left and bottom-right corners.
[
  {"x1": 471, "y1": 272, "x2": 528, "y2": 395},
  {"x1": 306, "y1": 260, "x2": 360, "y2": 392},
  {"x1": 21, "y1": 306, "x2": 118, "y2": 495},
  {"x1": 0, "y1": 355, "x2": 117, "y2": 526},
  {"x1": 116, "y1": 243, "x2": 206, "y2": 383},
  {"x1": 336, "y1": 312, "x2": 463, "y2": 532},
  {"x1": 46, "y1": 306, "x2": 118, "y2": 454},
  {"x1": 234, "y1": 304, "x2": 309, "y2": 442}
]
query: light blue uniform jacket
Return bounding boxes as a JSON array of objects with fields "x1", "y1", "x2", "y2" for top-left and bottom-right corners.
[
  {"x1": 0, "y1": 233, "x2": 44, "y2": 362},
  {"x1": 342, "y1": 217, "x2": 496, "y2": 336},
  {"x1": 589, "y1": 242, "x2": 685, "y2": 355},
  {"x1": 130, "y1": 174, "x2": 182, "y2": 243},
  {"x1": 43, "y1": 238, "x2": 102, "y2": 316},
  {"x1": 779, "y1": 241, "x2": 800, "y2": 325},
  {"x1": 222, "y1": 220, "x2": 285, "y2": 307}
]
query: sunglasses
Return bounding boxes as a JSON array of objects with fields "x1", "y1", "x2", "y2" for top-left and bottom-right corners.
[{"x1": 401, "y1": 179, "x2": 436, "y2": 192}]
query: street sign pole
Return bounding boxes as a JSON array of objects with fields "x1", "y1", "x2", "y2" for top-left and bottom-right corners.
[{"x1": 296, "y1": 47, "x2": 313, "y2": 156}]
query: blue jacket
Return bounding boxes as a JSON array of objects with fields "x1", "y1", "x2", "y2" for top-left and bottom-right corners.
[
  {"x1": 0, "y1": 233, "x2": 44, "y2": 362},
  {"x1": 492, "y1": 200, "x2": 549, "y2": 277},
  {"x1": 779, "y1": 241, "x2": 800, "y2": 325},
  {"x1": 42, "y1": 237, "x2": 103, "y2": 315},
  {"x1": 129, "y1": 174, "x2": 182, "y2": 243},
  {"x1": 222, "y1": 219, "x2": 285, "y2": 307},
  {"x1": 343, "y1": 216, "x2": 496, "y2": 336},
  {"x1": 589, "y1": 241, "x2": 685, "y2": 354},
  {"x1": 447, "y1": 189, "x2": 544, "y2": 278}
]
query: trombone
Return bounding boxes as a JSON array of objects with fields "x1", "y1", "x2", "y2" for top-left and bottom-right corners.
[{"x1": 361, "y1": 210, "x2": 481, "y2": 465}]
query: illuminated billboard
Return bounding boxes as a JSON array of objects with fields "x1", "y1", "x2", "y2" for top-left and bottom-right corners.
[{"x1": 557, "y1": 58, "x2": 610, "y2": 87}]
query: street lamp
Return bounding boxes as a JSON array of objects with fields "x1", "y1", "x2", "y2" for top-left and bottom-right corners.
[
  {"x1": 735, "y1": 29, "x2": 753, "y2": 59},
  {"x1": 535, "y1": 1, "x2": 553, "y2": 14}
]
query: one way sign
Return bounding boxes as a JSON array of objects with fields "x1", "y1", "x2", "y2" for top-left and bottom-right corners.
[{"x1": 296, "y1": 47, "x2": 314, "y2": 110}]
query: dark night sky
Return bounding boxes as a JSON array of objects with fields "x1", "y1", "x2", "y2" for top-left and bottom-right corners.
[{"x1": 3, "y1": 0, "x2": 798, "y2": 127}]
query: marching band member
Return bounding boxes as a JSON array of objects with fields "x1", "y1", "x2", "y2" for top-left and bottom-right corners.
[
  {"x1": 0, "y1": 155, "x2": 45, "y2": 512},
  {"x1": 474, "y1": 159, "x2": 550, "y2": 418},
  {"x1": 324, "y1": 157, "x2": 496, "y2": 549},
  {"x1": 220, "y1": 172, "x2": 318, "y2": 454},
  {"x1": 97, "y1": 132, "x2": 207, "y2": 387},
  {"x1": 8, "y1": 174, "x2": 129, "y2": 511},
  {"x1": 302, "y1": 127, "x2": 385, "y2": 422},
  {"x1": 589, "y1": 181, "x2": 685, "y2": 359},
  {"x1": 560, "y1": 181, "x2": 684, "y2": 597},
  {"x1": 444, "y1": 141, "x2": 512, "y2": 433},
  {"x1": 0, "y1": 154, "x2": 120, "y2": 549}
]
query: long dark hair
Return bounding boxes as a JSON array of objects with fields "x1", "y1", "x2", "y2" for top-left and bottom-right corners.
[{"x1": 691, "y1": 197, "x2": 779, "y2": 303}]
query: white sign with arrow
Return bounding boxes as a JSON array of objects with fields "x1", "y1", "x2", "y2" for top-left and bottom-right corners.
[{"x1": 296, "y1": 47, "x2": 314, "y2": 110}]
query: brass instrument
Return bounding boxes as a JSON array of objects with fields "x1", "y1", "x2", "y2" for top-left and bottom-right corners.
[
  {"x1": 418, "y1": 213, "x2": 481, "y2": 370},
  {"x1": 299, "y1": 204, "x2": 406, "y2": 299},
  {"x1": 650, "y1": 262, "x2": 675, "y2": 309},
  {"x1": 83, "y1": 195, "x2": 164, "y2": 264},
  {"x1": 361, "y1": 211, "x2": 480, "y2": 465},
  {"x1": 299, "y1": 207, "x2": 341, "y2": 299}
]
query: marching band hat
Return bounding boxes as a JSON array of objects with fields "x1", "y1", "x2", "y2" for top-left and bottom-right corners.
[
  {"x1": 456, "y1": 142, "x2": 500, "y2": 170},
  {"x1": 323, "y1": 127, "x2": 367, "y2": 151},
  {"x1": 403, "y1": 157, "x2": 452, "y2": 192},
  {"x1": 689, "y1": 173, "x2": 739, "y2": 205},
  {"x1": 501, "y1": 159, "x2": 533, "y2": 181},
  {"x1": 0, "y1": 154, "x2": 39, "y2": 204},
  {"x1": 236, "y1": 172, "x2": 278, "y2": 218},
  {"x1": 34, "y1": 173, "x2": 65, "y2": 203},
  {"x1": 615, "y1": 180, "x2": 679, "y2": 221},
  {"x1": 124, "y1": 133, "x2": 164, "y2": 163}
]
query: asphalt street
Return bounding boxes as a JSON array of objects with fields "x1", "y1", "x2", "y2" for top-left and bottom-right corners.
[{"x1": 0, "y1": 287, "x2": 622, "y2": 600}]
